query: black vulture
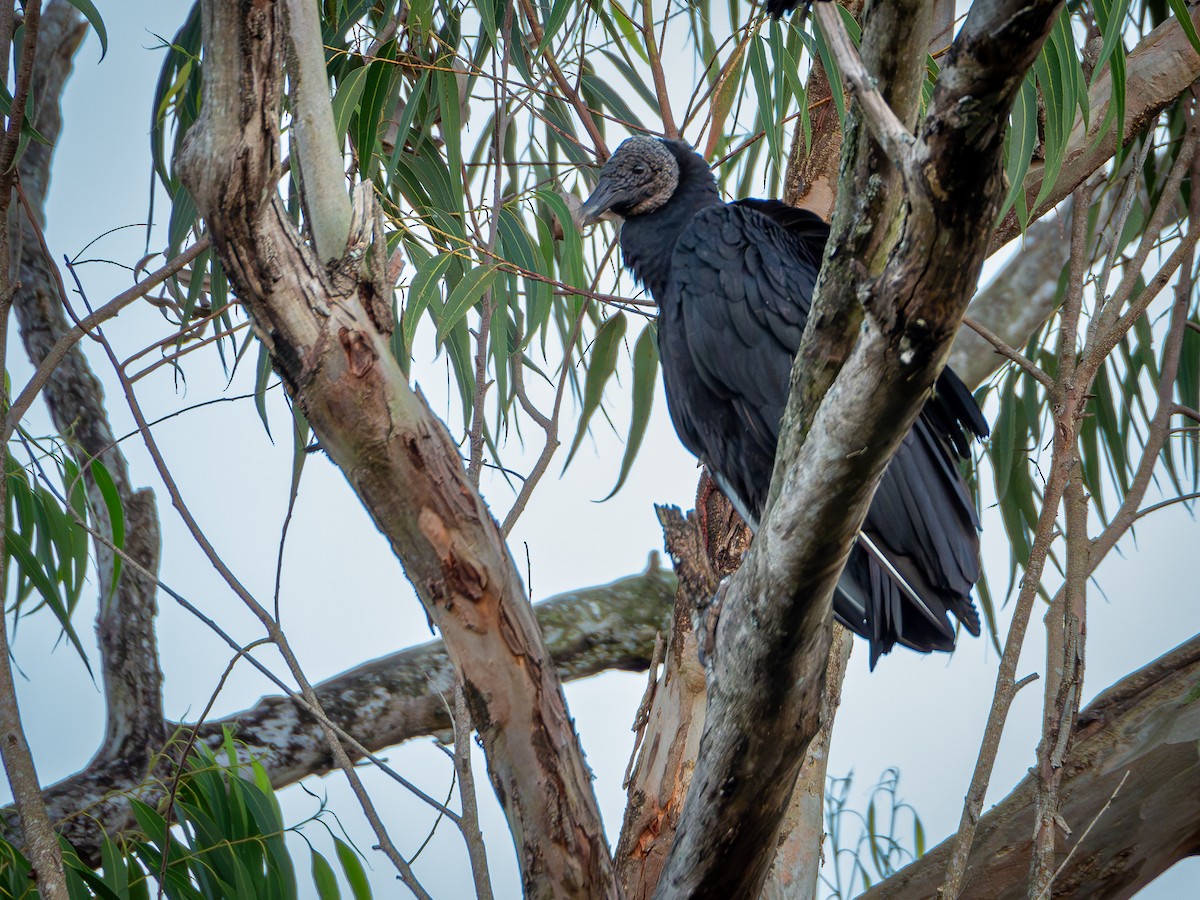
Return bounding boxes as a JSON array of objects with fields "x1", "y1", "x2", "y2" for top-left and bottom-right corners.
[{"x1": 580, "y1": 136, "x2": 988, "y2": 665}]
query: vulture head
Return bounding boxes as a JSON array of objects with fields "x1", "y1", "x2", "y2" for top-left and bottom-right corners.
[{"x1": 580, "y1": 136, "x2": 679, "y2": 224}]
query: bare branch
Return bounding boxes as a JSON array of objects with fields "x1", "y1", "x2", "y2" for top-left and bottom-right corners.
[
  {"x1": 516, "y1": 0, "x2": 608, "y2": 160},
  {"x1": 3, "y1": 561, "x2": 673, "y2": 861},
  {"x1": 642, "y1": 0, "x2": 678, "y2": 139},
  {"x1": 452, "y1": 682, "x2": 495, "y2": 900},
  {"x1": 813, "y1": 3, "x2": 915, "y2": 171},
  {"x1": 282, "y1": 0, "x2": 352, "y2": 262},
  {"x1": 4, "y1": 238, "x2": 210, "y2": 444},
  {"x1": 863, "y1": 635, "x2": 1200, "y2": 899},
  {"x1": 0, "y1": 3, "x2": 70, "y2": 895},
  {"x1": 960, "y1": 314, "x2": 1053, "y2": 389},
  {"x1": 940, "y1": 180, "x2": 1091, "y2": 898}
]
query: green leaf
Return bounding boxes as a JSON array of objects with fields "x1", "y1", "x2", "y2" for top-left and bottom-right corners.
[
  {"x1": 355, "y1": 41, "x2": 397, "y2": 179},
  {"x1": 565, "y1": 313, "x2": 628, "y2": 468},
  {"x1": 89, "y1": 459, "x2": 125, "y2": 599},
  {"x1": 68, "y1": 0, "x2": 108, "y2": 60},
  {"x1": 748, "y1": 36, "x2": 780, "y2": 173},
  {"x1": 537, "y1": 0, "x2": 576, "y2": 56},
  {"x1": 5, "y1": 526, "x2": 91, "y2": 672},
  {"x1": 604, "y1": 325, "x2": 658, "y2": 499},
  {"x1": 990, "y1": 370, "x2": 1019, "y2": 503},
  {"x1": 255, "y1": 341, "x2": 275, "y2": 440},
  {"x1": 437, "y1": 63, "x2": 464, "y2": 211},
  {"x1": 1169, "y1": 0, "x2": 1200, "y2": 55},
  {"x1": 312, "y1": 850, "x2": 341, "y2": 900},
  {"x1": 536, "y1": 190, "x2": 585, "y2": 290},
  {"x1": 436, "y1": 264, "x2": 501, "y2": 345},
  {"x1": 334, "y1": 838, "x2": 372, "y2": 900},
  {"x1": 331, "y1": 64, "x2": 370, "y2": 142},
  {"x1": 402, "y1": 251, "x2": 457, "y2": 363},
  {"x1": 609, "y1": 0, "x2": 649, "y2": 64},
  {"x1": 998, "y1": 73, "x2": 1038, "y2": 226}
]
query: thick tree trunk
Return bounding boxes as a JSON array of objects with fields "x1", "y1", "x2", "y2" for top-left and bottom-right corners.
[
  {"x1": 177, "y1": 9, "x2": 617, "y2": 893},
  {"x1": 652, "y1": 2, "x2": 1064, "y2": 895}
]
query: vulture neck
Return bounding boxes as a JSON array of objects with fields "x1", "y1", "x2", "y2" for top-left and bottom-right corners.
[{"x1": 619, "y1": 145, "x2": 720, "y2": 300}]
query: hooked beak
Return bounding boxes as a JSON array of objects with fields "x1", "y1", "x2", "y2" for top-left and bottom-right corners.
[{"x1": 579, "y1": 178, "x2": 623, "y2": 227}]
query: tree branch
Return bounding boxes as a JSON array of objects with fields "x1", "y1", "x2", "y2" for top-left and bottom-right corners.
[
  {"x1": 177, "y1": 1, "x2": 620, "y2": 893},
  {"x1": 860, "y1": 634, "x2": 1200, "y2": 900},
  {"x1": 0, "y1": 3, "x2": 70, "y2": 895},
  {"x1": 2, "y1": 562, "x2": 674, "y2": 862},
  {"x1": 283, "y1": 0, "x2": 352, "y2": 263}
]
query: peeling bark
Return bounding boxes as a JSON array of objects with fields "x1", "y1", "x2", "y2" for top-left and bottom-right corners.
[
  {"x1": 860, "y1": 635, "x2": 1200, "y2": 900},
  {"x1": 175, "y1": 3, "x2": 620, "y2": 893}
]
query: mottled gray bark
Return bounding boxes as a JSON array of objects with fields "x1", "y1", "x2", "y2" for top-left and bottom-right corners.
[{"x1": 10, "y1": 0, "x2": 166, "y2": 772}]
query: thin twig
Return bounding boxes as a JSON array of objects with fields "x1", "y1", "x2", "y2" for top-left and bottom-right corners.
[
  {"x1": 642, "y1": 0, "x2": 678, "y2": 139},
  {"x1": 962, "y1": 315, "x2": 1054, "y2": 389},
  {"x1": 0, "y1": 4, "x2": 70, "y2": 894},
  {"x1": 453, "y1": 682, "x2": 494, "y2": 900},
  {"x1": 32, "y1": 450, "x2": 463, "y2": 825},
  {"x1": 0, "y1": 0, "x2": 41, "y2": 195},
  {"x1": 467, "y1": 0, "x2": 515, "y2": 486},
  {"x1": 64, "y1": 260, "x2": 431, "y2": 897},
  {"x1": 516, "y1": 0, "x2": 608, "y2": 160},
  {"x1": 812, "y1": 3, "x2": 914, "y2": 172},
  {"x1": 1, "y1": 237, "x2": 211, "y2": 443},
  {"x1": 1087, "y1": 132, "x2": 1156, "y2": 344},
  {"x1": 940, "y1": 183, "x2": 1094, "y2": 899},
  {"x1": 1083, "y1": 119, "x2": 1200, "y2": 371},
  {"x1": 1032, "y1": 771, "x2": 1130, "y2": 900}
]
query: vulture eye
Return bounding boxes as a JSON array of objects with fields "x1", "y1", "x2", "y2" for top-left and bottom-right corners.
[{"x1": 631, "y1": 164, "x2": 647, "y2": 176}]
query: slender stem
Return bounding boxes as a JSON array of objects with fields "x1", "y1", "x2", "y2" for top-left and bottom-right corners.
[
  {"x1": 813, "y1": 3, "x2": 914, "y2": 170},
  {"x1": 940, "y1": 183, "x2": 1093, "y2": 899},
  {"x1": 642, "y1": 0, "x2": 678, "y2": 138},
  {"x1": 1082, "y1": 120, "x2": 1200, "y2": 372},
  {"x1": 453, "y1": 682, "x2": 494, "y2": 900},
  {"x1": 67, "y1": 286, "x2": 430, "y2": 893},
  {"x1": 961, "y1": 314, "x2": 1054, "y2": 389},
  {"x1": 0, "y1": 0, "x2": 40, "y2": 194},
  {"x1": 0, "y1": 4, "x2": 68, "y2": 893},
  {"x1": 1030, "y1": 457, "x2": 1089, "y2": 895},
  {"x1": 516, "y1": 0, "x2": 608, "y2": 159},
  {"x1": 468, "y1": 0, "x2": 515, "y2": 486},
  {"x1": 283, "y1": 0, "x2": 352, "y2": 262}
]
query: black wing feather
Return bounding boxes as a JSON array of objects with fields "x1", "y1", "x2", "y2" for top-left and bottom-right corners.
[{"x1": 659, "y1": 201, "x2": 984, "y2": 663}]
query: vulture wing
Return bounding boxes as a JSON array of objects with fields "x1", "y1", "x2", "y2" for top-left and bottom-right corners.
[{"x1": 661, "y1": 201, "x2": 984, "y2": 664}]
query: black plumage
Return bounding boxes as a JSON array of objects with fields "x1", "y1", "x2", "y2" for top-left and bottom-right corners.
[{"x1": 581, "y1": 137, "x2": 988, "y2": 664}]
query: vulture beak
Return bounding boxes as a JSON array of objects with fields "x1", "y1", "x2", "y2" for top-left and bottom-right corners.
[{"x1": 580, "y1": 178, "x2": 621, "y2": 227}]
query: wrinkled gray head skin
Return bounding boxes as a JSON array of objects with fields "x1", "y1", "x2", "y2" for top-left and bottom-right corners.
[{"x1": 580, "y1": 136, "x2": 680, "y2": 225}]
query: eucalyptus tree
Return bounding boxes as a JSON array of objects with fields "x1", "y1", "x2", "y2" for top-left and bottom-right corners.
[{"x1": 0, "y1": 1, "x2": 1198, "y2": 898}]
